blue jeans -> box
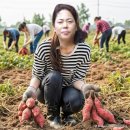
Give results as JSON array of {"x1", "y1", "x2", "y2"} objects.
[
  {"x1": 36, "y1": 71, "x2": 84, "y2": 120},
  {"x1": 100, "y1": 29, "x2": 112, "y2": 52},
  {"x1": 30, "y1": 30, "x2": 43, "y2": 53}
]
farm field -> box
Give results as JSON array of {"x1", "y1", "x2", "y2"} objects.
[{"x1": 0, "y1": 32, "x2": 130, "y2": 130}]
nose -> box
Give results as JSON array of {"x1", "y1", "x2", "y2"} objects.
[{"x1": 63, "y1": 21, "x2": 68, "y2": 28}]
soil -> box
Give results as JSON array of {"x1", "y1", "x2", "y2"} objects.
[{"x1": 0, "y1": 56, "x2": 130, "y2": 130}]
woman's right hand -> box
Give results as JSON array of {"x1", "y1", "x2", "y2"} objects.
[
  {"x1": 81, "y1": 84, "x2": 101, "y2": 99},
  {"x1": 22, "y1": 86, "x2": 37, "y2": 102}
]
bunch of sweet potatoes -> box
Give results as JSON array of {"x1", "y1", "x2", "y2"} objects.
[
  {"x1": 18, "y1": 47, "x2": 28, "y2": 56},
  {"x1": 18, "y1": 98, "x2": 45, "y2": 128},
  {"x1": 82, "y1": 91, "x2": 116, "y2": 127}
]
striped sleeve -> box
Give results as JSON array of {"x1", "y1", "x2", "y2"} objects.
[
  {"x1": 72, "y1": 45, "x2": 91, "y2": 83},
  {"x1": 32, "y1": 42, "x2": 49, "y2": 81}
]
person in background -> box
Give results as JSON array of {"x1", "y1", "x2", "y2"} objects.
[
  {"x1": 93, "y1": 16, "x2": 112, "y2": 52},
  {"x1": 82, "y1": 22, "x2": 90, "y2": 40},
  {"x1": 42, "y1": 24, "x2": 51, "y2": 38},
  {"x1": 111, "y1": 26, "x2": 126, "y2": 44},
  {"x1": 21, "y1": 4, "x2": 100, "y2": 129},
  {"x1": 3, "y1": 28, "x2": 20, "y2": 52},
  {"x1": 18, "y1": 22, "x2": 43, "y2": 54}
]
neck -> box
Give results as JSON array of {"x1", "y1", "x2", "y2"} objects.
[
  {"x1": 59, "y1": 39, "x2": 76, "y2": 55},
  {"x1": 59, "y1": 39, "x2": 74, "y2": 48}
]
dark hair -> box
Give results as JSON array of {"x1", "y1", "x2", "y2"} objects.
[
  {"x1": 3, "y1": 29, "x2": 8, "y2": 35},
  {"x1": 94, "y1": 16, "x2": 101, "y2": 21},
  {"x1": 18, "y1": 22, "x2": 26, "y2": 31},
  {"x1": 50, "y1": 4, "x2": 84, "y2": 72}
]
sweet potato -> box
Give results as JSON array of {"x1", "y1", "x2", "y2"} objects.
[
  {"x1": 35, "y1": 113, "x2": 45, "y2": 128},
  {"x1": 82, "y1": 92, "x2": 93, "y2": 122},
  {"x1": 91, "y1": 107, "x2": 104, "y2": 127},
  {"x1": 18, "y1": 111, "x2": 22, "y2": 116},
  {"x1": 18, "y1": 47, "x2": 28, "y2": 56},
  {"x1": 26, "y1": 98, "x2": 35, "y2": 108},
  {"x1": 19, "y1": 116, "x2": 22, "y2": 123},
  {"x1": 112, "y1": 127, "x2": 124, "y2": 130},
  {"x1": 18, "y1": 101, "x2": 27, "y2": 111},
  {"x1": 94, "y1": 96, "x2": 117, "y2": 124},
  {"x1": 22, "y1": 108, "x2": 31, "y2": 121},
  {"x1": 32, "y1": 106, "x2": 41, "y2": 117},
  {"x1": 123, "y1": 119, "x2": 130, "y2": 125}
]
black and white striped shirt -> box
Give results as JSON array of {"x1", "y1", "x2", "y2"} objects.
[{"x1": 32, "y1": 41, "x2": 91, "y2": 87}]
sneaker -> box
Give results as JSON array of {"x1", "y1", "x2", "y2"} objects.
[
  {"x1": 62, "y1": 115, "x2": 77, "y2": 126},
  {"x1": 48, "y1": 116, "x2": 63, "y2": 129}
]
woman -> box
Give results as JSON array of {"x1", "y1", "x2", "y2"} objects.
[
  {"x1": 3, "y1": 28, "x2": 20, "y2": 52},
  {"x1": 22, "y1": 4, "x2": 100, "y2": 129},
  {"x1": 94, "y1": 16, "x2": 112, "y2": 52},
  {"x1": 82, "y1": 22, "x2": 91, "y2": 40},
  {"x1": 18, "y1": 22, "x2": 43, "y2": 54}
]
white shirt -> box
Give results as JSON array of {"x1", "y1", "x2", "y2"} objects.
[
  {"x1": 24, "y1": 24, "x2": 42, "y2": 42},
  {"x1": 42, "y1": 25, "x2": 50, "y2": 33},
  {"x1": 112, "y1": 26, "x2": 125, "y2": 38}
]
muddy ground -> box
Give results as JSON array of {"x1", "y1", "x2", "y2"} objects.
[{"x1": 0, "y1": 54, "x2": 130, "y2": 130}]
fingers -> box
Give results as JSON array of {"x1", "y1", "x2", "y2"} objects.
[
  {"x1": 84, "y1": 91, "x2": 100, "y2": 100},
  {"x1": 22, "y1": 90, "x2": 37, "y2": 102},
  {"x1": 83, "y1": 84, "x2": 101, "y2": 99},
  {"x1": 22, "y1": 91, "x2": 32, "y2": 102},
  {"x1": 84, "y1": 84, "x2": 101, "y2": 92},
  {"x1": 93, "y1": 85, "x2": 101, "y2": 92},
  {"x1": 22, "y1": 93, "x2": 28, "y2": 102},
  {"x1": 84, "y1": 90, "x2": 90, "y2": 99}
]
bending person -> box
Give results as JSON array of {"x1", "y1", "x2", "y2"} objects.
[
  {"x1": 3, "y1": 28, "x2": 20, "y2": 52},
  {"x1": 94, "y1": 16, "x2": 112, "y2": 52},
  {"x1": 111, "y1": 26, "x2": 126, "y2": 44},
  {"x1": 19, "y1": 22, "x2": 43, "y2": 54}
]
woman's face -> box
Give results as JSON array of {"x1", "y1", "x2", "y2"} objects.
[
  {"x1": 54, "y1": 9, "x2": 77, "y2": 41},
  {"x1": 94, "y1": 19, "x2": 98, "y2": 24},
  {"x1": 21, "y1": 27, "x2": 27, "y2": 32}
]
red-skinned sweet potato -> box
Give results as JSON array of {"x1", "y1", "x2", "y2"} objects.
[
  {"x1": 18, "y1": 111, "x2": 22, "y2": 116},
  {"x1": 123, "y1": 119, "x2": 130, "y2": 125},
  {"x1": 26, "y1": 98, "x2": 35, "y2": 108},
  {"x1": 32, "y1": 106, "x2": 41, "y2": 117},
  {"x1": 94, "y1": 96, "x2": 117, "y2": 124},
  {"x1": 22, "y1": 108, "x2": 31, "y2": 121},
  {"x1": 91, "y1": 106, "x2": 104, "y2": 127},
  {"x1": 82, "y1": 92, "x2": 93, "y2": 122},
  {"x1": 18, "y1": 101, "x2": 27, "y2": 111},
  {"x1": 18, "y1": 47, "x2": 28, "y2": 56},
  {"x1": 112, "y1": 127, "x2": 124, "y2": 130},
  {"x1": 35, "y1": 113, "x2": 45, "y2": 128},
  {"x1": 19, "y1": 116, "x2": 22, "y2": 123}
]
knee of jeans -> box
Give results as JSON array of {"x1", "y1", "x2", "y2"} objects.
[
  {"x1": 62, "y1": 90, "x2": 84, "y2": 113},
  {"x1": 41, "y1": 71, "x2": 62, "y2": 89},
  {"x1": 49, "y1": 71, "x2": 62, "y2": 80}
]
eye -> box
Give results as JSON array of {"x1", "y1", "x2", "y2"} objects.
[
  {"x1": 68, "y1": 20, "x2": 73, "y2": 23},
  {"x1": 57, "y1": 21, "x2": 63, "y2": 24}
]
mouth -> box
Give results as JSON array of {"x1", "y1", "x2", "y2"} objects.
[{"x1": 61, "y1": 31, "x2": 70, "y2": 35}]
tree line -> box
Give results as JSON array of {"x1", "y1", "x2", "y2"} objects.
[{"x1": 0, "y1": 3, "x2": 130, "y2": 29}]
